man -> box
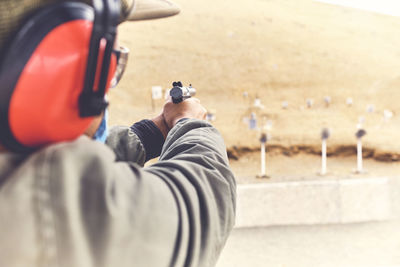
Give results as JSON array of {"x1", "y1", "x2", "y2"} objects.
[{"x1": 0, "y1": 0, "x2": 236, "y2": 267}]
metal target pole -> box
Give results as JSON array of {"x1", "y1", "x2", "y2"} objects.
[
  {"x1": 320, "y1": 128, "x2": 330, "y2": 175},
  {"x1": 258, "y1": 133, "x2": 269, "y2": 178},
  {"x1": 357, "y1": 138, "x2": 362, "y2": 172},
  {"x1": 321, "y1": 139, "x2": 327, "y2": 175},
  {"x1": 355, "y1": 128, "x2": 367, "y2": 174},
  {"x1": 261, "y1": 139, "x2": 266, "y2": 176}
]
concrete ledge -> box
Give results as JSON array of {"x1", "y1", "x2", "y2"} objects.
[{"x1": 235, "y1": 177, "x2": 393, "y2": 228}]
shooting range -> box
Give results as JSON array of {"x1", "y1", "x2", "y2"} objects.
[{"x1": 110, "y1": 0, "x2": 400, "y2": 265}]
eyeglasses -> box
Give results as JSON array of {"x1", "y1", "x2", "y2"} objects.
[{"x1": 111, "y1": 46, "x2": 129, "y2": 88}]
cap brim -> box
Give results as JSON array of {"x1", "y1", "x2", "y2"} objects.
[{"x1": 126, "y1": 0, "x2": 180, "y2": 21}]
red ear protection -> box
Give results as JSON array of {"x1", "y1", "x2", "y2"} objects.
[{"x1": 0, "y1": 1, "x2": 119, "y2": 152}]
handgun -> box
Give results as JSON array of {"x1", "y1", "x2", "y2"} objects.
[{"x1": 169, "y1": 81, "x2": 196, "y2": 104}]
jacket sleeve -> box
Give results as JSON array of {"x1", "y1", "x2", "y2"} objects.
[
  {"x1": 106, "y1": 119, "x2": 236, "y2": 266},
  {"x1": 105, "y1": 126, "x2": 147, "y2": 166},
  {"x1": 106, "y1": 120, "x2": 165, "y2": 166},
  {"x1": 144, "y1": 119, "x2": 237, "y2": 266},
  {"x1": 50, "y1": 119, "x2": 236, "y2": 267}
]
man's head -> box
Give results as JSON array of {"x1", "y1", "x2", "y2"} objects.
[{"x1": 0, "y1": 0, "x2": 179, "y2": 153}]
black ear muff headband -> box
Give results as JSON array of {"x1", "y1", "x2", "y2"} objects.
[
  {"x1": 80, "y1": 0, "x2": 120, "y2": 117},
  {"x1": 0, "y1": 0, "x2": 121, "y2": 152}
]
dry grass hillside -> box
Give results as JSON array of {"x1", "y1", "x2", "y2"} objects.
[{"x1": 109, "y1": 0, "x2": 400, "y2": 156}]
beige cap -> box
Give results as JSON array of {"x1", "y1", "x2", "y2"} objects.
[{"x1": 127, "y1": 0, "x2": 180, "y2": 21}]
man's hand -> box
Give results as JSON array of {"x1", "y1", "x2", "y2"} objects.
[
  {"x1": 163, "y1": 98, "x2": 207, "y2": 129},
  {"x1": 151, "y1": 98, "x2": 207, "y2": 138}
]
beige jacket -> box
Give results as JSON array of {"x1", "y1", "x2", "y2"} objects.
[{"x1": 0, "y1": 119, "x2": 236, "y2": 267}]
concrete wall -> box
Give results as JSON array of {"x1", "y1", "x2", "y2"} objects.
[{"x1": 235, "y1": 177, "x2": 399, "y2": 228}]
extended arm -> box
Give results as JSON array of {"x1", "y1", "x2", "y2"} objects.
[{"x1": 72, "y1": 99, "x2": 236, "y2": 267}]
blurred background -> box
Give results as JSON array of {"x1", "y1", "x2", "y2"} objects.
[{"x1": 111, "y1": 0, "x2": 400, "y2": 266}]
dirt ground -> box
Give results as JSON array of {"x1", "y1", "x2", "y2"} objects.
[{"x1": 110, "y1": 0, "x2": 400, "y2": 178}]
